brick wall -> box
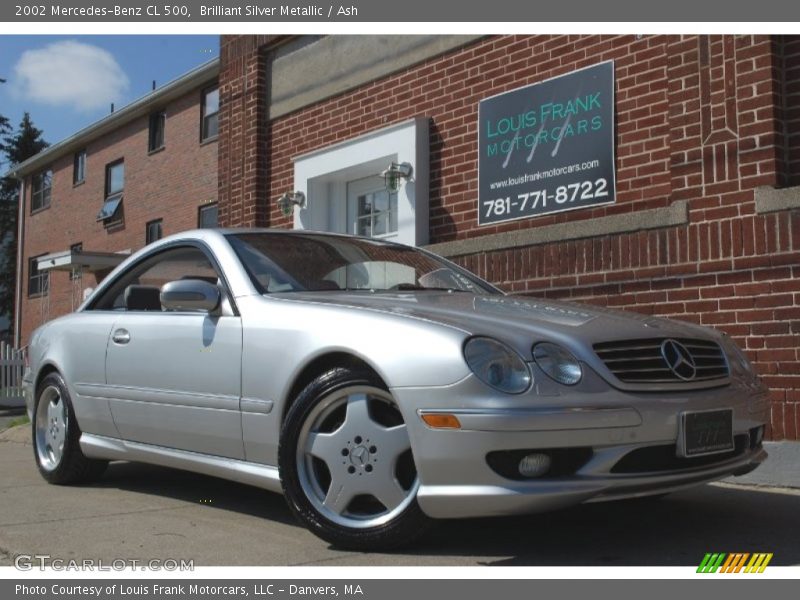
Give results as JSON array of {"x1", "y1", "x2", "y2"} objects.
[
  {"x1": 19, "y1": 87, "x2": 218, "y2": 344},
  {"x1": 217, "y1": 35, "x2": 278, "y2": 229},
  {"x1": 785, "y1": 35, "x2": 800, "y2": 186},
  {"x1": 219, "y1": 34, "x2": 799, "y2": 440}
]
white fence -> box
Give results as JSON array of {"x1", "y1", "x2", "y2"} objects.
[{"x1": 0, "y1": 342, "x2": 26, "y2": 409}]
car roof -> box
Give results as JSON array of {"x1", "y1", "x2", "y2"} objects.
[{"x1": 157, "y1": 227, "x2": 407, "y2": 247}]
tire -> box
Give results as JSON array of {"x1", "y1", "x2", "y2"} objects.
[
  {"x1": 279, "y1": 367, "x2": 431, "y2": 550},
  {"x1": 33, "y1": 372, "x2": 107, "y2": 485}
]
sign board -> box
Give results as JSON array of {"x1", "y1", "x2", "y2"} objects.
[{"x1": 477, "y1": 61, "x2": 616, "y2": 225}]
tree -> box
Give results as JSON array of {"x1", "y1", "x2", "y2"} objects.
[
  {"x1": 0, "y1": 112, "x2": 48, "y2": 335},
  {"x1": 0, "y1": 111, "x2": 11, "y2": 340}
]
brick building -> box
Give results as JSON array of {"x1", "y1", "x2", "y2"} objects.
[
  {"x1": 8, "y1": 59, "x2": 220, "y2": 346},
  {"x1": 8, "y1": 34, "x2": 800, "y2": 441},
  {"x1": 217, "y1": 34, "x2": 800, "y2": 440}
]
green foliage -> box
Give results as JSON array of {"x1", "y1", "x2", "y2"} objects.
[
  {"x1": 5, "y1": 414, "x2": 30, "y2": 429},
  {"x1": 0, "y1": 112, "x2": 49, "y2": 330}
]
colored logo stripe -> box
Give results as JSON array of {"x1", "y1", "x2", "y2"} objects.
[
  {"x1": 745, "y1": 553, "x2": 773, "y2": 573},
  {"x1": 697, "y1": 553, "x2": 773, "y2": 573}
]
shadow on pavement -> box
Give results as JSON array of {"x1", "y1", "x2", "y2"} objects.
[
  {"x1": 96, "y1": 461, "x2": 800, "y2": 566},
  {"x1": 97, "y1": 461, "x2": 298, "y2": 527}
]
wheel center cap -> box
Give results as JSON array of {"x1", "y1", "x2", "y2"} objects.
[{"x1": 349, "y1": 445, "x2": 370, "y2": 467}]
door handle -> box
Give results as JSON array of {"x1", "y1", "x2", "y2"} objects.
[{"x1": 112, "y1": 329, "x2": 131, "y2": 345}]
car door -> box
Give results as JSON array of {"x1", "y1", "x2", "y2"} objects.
[{"x1": 101, "y1": 245, "x2": 244, "y2": 459}]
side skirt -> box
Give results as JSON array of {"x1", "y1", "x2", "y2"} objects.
[{"x1": 80, "y1": 433, "x2": 283, "y2": 494}]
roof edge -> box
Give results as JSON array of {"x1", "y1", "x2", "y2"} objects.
[{"x1": 5, "y1": 57, "x2": 220, "y2": 180}]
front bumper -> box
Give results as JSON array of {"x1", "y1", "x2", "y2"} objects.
[
  {"x1": 22, "y1": 368, "x2": 34, "y2": 420},
  {"x1": 391, "y1": 367, "x2": 769, "y2": 519}
]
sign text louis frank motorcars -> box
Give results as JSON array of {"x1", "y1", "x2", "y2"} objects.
[{"x1": 478, "y1": 61, "x2": 616, "y2": 225}]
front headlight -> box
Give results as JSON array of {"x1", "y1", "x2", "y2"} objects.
[
  {"x1": 532, "y1": 342, "x2": 583, "y2": 385},
  {"x1": 722, "y1": 335, "x2": 756, "y2": 377},
  {"x1": 463, "y1": 337, "x2": 531, "y2": 394}
]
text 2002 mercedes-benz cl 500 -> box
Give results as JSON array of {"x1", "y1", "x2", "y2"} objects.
[{"x1": 25, "y1": 229, "x2": 768, "y2": 549}]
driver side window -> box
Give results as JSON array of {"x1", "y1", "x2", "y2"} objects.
[{"x1": 90, "y1": 246, "x2": 221, "y2": 312}]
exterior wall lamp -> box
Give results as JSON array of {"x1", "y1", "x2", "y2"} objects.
[
  {"x1": 380, "y1": 162, "x2": 413, "y2": 193},
  {"x1": 277, "y1": 191, "x2": 306, "y2": 217}
]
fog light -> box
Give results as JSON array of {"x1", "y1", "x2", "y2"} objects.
[
  {"x1": 518, "y1": 453, "x2": 552, "y2": 478},
  {"x1": 751, "y1": 426, "x2": 765, "y2": 447}
]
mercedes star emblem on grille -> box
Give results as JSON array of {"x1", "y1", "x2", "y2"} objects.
[{"x1": 660, "y1": 339, "x2": 697, "y2": 380}]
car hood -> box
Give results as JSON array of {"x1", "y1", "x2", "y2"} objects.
[{"x1": 271, "y1": 291, "x2": 719, "y2": 358}]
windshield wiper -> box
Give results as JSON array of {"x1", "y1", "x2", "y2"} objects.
[{"x1": 382, "y1": 284, "x2": 470, "y2": 293}]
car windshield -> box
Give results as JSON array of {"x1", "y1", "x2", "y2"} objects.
[{"x1": 227, "y1": 232, "x2": 500, "y2": 295}]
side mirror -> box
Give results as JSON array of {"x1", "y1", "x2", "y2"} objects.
[{"x1": 160, "y1": 279, "x2": 221, "y2": 313}]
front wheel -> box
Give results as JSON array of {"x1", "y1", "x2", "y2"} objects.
[{"x1": 279, "y1": 367, "x2": 430, "y2": 550}]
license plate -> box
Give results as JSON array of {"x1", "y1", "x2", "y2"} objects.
[{"x1": 678, "y1": 409, "x2": 734, "y2": 457}]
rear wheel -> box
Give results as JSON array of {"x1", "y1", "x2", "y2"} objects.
[
  {"x1": 33, "y1": 372, "x2": 107, "y2": 484},
  {"x1": 279, "y1": 367, "x2": 430, "y2": 550}
]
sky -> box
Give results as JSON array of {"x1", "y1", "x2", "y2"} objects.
[{"x1": 0, "y1": 35, "x2": 219, "y2": 172}]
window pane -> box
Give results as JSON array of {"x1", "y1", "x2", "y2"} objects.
[
  {"x1": 28, "y1": 256, "x2": 49, "y2": 296},
  {"x1": 28, "y1": 258, "x2": 39, "y2": 295},
  {"x1": 146, "y1": 220, "x2": 163, "y2": 244},
  {"x1": 69, "y1": 243, "x2": 83, "y2": 280},
  {"x1": 106, "y1": 162, "x2": 124, "y2": 196},
  {"x1": 373, "y1": 191, "x2": 389, "y2": 213},
  {"x1": 97, "y1": 196, "x2": 123, "y2": 221},
  {"x1": 389, "y1": 202, "x2": 398, "y2": 232},
  {"x1": 204, "y1": 88, "x2": 219, "y2": 115},
  {"x1": 201, "y1": 87, "x2": 219, "y2": 141},
  {"x1": 73, "y1": 151, "x2": 86, "y2": 184},
  {"x1": 357, "y1": 194, "x2": 372, "y2": 218},
  {"x1": 32, "y1": 170, "x2": 52, "y2": 211},
  {"x1": 149, "y1": 113, "x2": 165, "y2": 151},
  {"x1": 372, "y1": 212, "x2": 388, "y2": 236},
  {"x1": 203, "y1": 114, "x2": 218, "y2": 140},
  {"x1": 356, "y1": 215, "x2": 371, "y2": 237},
  {"x1": 199, "y1": 204, "x2": 218, "y2": 228}
]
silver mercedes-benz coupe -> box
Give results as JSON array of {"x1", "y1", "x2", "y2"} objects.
[{"x1": 25, "y1": 228, "x2": 768, "y2": 549}]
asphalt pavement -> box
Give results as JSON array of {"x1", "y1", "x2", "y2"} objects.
[{"x1": 1, "y1": 424, "x2": 798, "y2": 567}]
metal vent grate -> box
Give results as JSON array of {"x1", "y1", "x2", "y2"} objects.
[{"x1": 593, "y1": 338, "x2": 729, "y2": 384}]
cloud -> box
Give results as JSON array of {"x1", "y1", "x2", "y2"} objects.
[{"x1": 13, "y1": 40, "x2": 129, "y2": 112}]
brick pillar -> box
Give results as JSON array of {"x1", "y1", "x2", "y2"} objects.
[
  {"x1": 218, "y1": 35, "x2": 278, "y2": 228},
  {"x1": 783, "y1": 35, "x2": 800, "y2": 186}
]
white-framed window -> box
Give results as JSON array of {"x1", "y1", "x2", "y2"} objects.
[
  {"x1": 348, "y1": 176, "x2": 398, "y2": 238},
  {"x1": 292, "y1": 117, "x2": 429, "y2": 246}
]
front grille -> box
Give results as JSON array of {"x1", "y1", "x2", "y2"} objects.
[
  {"x1": 593, "y1": 337, "x2": 729, "y2": 384},
  {"x1": 610, "y1": 435, "x2": 748, "y2": 474}
]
